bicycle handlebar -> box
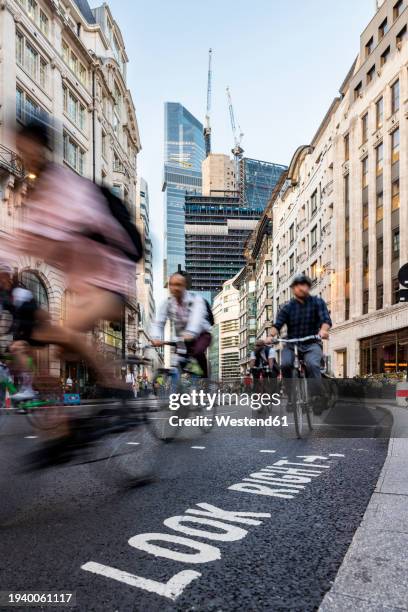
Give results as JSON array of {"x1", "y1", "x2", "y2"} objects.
[{"x1": 278, "y1": 335, "x2": 320, "y2": 343}]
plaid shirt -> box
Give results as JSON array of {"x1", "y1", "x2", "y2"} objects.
[{"x1": 273, "y1": 295, "x2": 332, "y2": 340}]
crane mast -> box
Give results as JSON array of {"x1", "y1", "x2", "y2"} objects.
[
  {"x1": 226, "y1": 86, "x2": 244, "y2": 193},
  {"x1": 204, "y1": 48, "x2": 212, "y2": 157}
]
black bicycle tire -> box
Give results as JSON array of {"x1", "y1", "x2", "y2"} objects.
[
  {"x1": 293, "y1": 372, "x2": 303, "y2": 439},
  {"x1": 303, "y1": 377, "x2": 314, "y2": 432}
]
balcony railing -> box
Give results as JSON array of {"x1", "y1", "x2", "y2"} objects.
[{"x1": 0, "y1": 144, "x2": 25, "y2": 179}]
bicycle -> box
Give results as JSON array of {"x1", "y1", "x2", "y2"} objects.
[
  {"x1": 278, "y1": 335, "x2": 321, "y2": 439},
  {"x1": 151, "y1": 340, "x2": 217, "y2": 441}
]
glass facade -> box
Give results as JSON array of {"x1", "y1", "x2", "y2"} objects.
[
  {"x1": 163, "y1": 103, "x2": 205, "y2": 278},
  {"x1": 240, "y1": 158, "x2": 287, "y2": 212}
]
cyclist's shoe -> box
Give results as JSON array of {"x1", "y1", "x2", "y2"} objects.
[{"x1": 11, "y1": 387, "x2": 36, "y2": 402}]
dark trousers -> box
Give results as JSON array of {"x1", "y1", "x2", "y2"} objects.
[
  {"x1": 281, "y1": 343, "x2": 323, "y2": 399},
  {"x1": 185, "y1": 332, "x2": 212, "y2": 378}
]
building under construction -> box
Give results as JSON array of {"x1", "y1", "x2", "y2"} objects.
[{"x1": 185, "y1": 158, "x2": 286, "y2": 301}]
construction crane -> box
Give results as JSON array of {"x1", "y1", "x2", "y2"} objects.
[
  {"x1": 204, "y1": 48, "x2": 212, "y2": 157},
  {"x1": 226, "y1": 86, "x2": 244, "y2": 161},
  {"x1": 226, "y1": 86, "x2": 244, "y2": 194}
]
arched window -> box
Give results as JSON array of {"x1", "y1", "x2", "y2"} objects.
[{"x1": 20, "y1": 271, "x2": 49, "y2": 310}]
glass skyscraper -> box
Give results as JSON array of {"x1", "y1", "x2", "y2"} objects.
[
  {"x1": 240, "y1": 158, "x2": 287, "y2": 213},
  {"x1": 163, "y1": 102, "x2": 205, "y2": 279}
]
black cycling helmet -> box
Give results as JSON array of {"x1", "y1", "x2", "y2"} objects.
[{"x1": 290, "y1": 273, "x2": 312, "y2": 288}]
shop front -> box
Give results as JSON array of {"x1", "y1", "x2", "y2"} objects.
[{"x1": 360, "y1": 327, "x2": 408, "y2": 375}]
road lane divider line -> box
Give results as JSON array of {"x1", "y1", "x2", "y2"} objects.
[
  {"x1": 191, "y1": 446, "x2": 205, "y2": 450},
  {"x1": 259, "y1": 450, "x2": 276, "y2": 453}
]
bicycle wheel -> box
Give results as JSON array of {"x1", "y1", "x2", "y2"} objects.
[
  {"x1": 149, "y1": 370, "x2": 181, "y2": 441},
  {"x1": 84, "y1": 401, "x2": 159, "y2": 487},
  {"x1": 303, "y1": 377, "x2": 313, "y2": 432},
  {"x1": 24, "y1": 401, "x2": 63, "y2": 431},
  {"x1": 197, "y1": 379, "x2": 217, "y2": 433},
  {"x1": 293, "y1": 373, "x2": 304, "y2": 439}
]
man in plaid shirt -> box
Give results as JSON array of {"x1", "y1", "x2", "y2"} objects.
[{"x1": 269, "y1": 274, "x2": 332, "y2": 407}]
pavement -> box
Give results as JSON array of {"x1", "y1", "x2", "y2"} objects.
[
  {"x1": 0, "y1": 397, "x2": 394, "y2": 611},
  {"x1": 319, "y1": 401, "x2": 408, "y2": 612}
]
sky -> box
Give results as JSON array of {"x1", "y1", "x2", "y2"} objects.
[{"x1": 90, "y1": 0, "x2": 374, "y2": 305}]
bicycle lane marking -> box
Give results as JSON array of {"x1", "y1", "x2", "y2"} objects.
[{"x1": 81, "y1": 453, "x2": 344, "y2": 602}]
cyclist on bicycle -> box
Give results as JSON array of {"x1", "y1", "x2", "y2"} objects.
[
  {"x1": 269, "y1": 274, "x2": 331, "y2": 410},
  {"x1": 249, "y1": 339, "x2": 277, "y2": 390},
  {"x1": 151, "y1": 272, "x2": 212, "y2": 378}
]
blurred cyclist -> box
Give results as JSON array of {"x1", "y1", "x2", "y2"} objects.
[
  {"x1": 12, "y1": 119, "x2": 139, "y2": 391},
  {"x1": 249, "y1": 339, "x2": 277, "y2": 391},
  {"x1": 151, "y1": 272, "x2": 212, "y2": 377}
]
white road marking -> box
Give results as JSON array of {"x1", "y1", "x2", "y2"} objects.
[
  {"x1": 329, "y1": 453, "x2": 345, "y2": 457},
  {"x1": 191, "y1": 446, "x2": 205, "y2": 450},
  {"x1": 126, "y1": 442, "x2": 140, "y2": 445},
  {"x1": 259, "y1": 450, "x2": 276, "y2": 453},
  {"x1": 24, "y1": 436, "x2": 38, "y2": 439}
]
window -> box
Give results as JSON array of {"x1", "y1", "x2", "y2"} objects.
[
  {"x1": 392, "y1": 228, "x2": 400, "y2": 260},
  {"x1": 16, "y1": 31, "x2": 24, "y2": 65},
  {"x1": 362, "y1": 113, "x2": 368, "y2": 143},
  {"x1": 379, "y1": 17, "x2": 388, "y2": 39},
  {"x1": 26, "y1": 42, "x2": 38, "y2": 79},
  {"x1": 392, "y1": 179, "x2": 400, "y2": 210},
  {"x1": 362, "y1": 157, "x2": 368, "y2": 188},
  {"x1": 63, "y1": 86, "x2": 86, "y2": 131},
  {"x1": 377, "y1": 236, "x2": 384, "y2": 268},
  {"x1": 393, "y1": 0, "x2": 403, "y2": 21},
  {"x1": 365, "y1": 37, "x2": 374, "y2": 57},
  {"x1": 392, "y1": 278, "x2": 400, "y2": 305},
  {"x1": 61, "y1": 40, "x2": 88, "y2": 86},
  {"x1": 344, "y1": 133, "x2": 350, "y2": 160},
  {"x1": 39, "y1": 10, "x2": 49, "y2": 35},
  {"x1": 363, "y1": 245, "x2": 369, "y2": 274},
  {"x1": 311, "y1": 260, "x2": 318, "y2": 280},
  {"x1": 380, "y1": 46, "x2": 390, "y2": 66},
  {"x1": 363, "y1": 290, "x2": 369, "y2": 315},
  {"x1": 375, "y1": 143, "x2": 383, "y2": 176},
  {"x1": 376, "y1": 284, "x2": 383, "y2": 310},
  {"x1": 311, "y1": 190, "x2": 318, "y2": 215},
  {"x1": 366, "y1": 65, "x2": 375, "y2": 84},
  {"x1": 391, "y1": 128, "x2": 400, "y2": 163},
  {"x1": 396, "y1": 24, "x2": 407, "y2": 45},
  {"x1": 363, "y1": 202, "x2": 369, "y2": 230},
  {"x1": 289, "y1": 253, "x2": 294, "y2": 275},
  {"x1": 376, "y1": 97, "x2": 383, "y2": 129},
  {"x1": 27, "y1": 0, "x2": 37, "y2": 20},
  {"x1": 354, "y1": 82, "x2": 362, "y2": 101},
  {"x1": 63, "y1": 133, "x2": 85, "y2": 175},
  {"x1": 289, "y1": 223, "x2": 295, "y2": 244},
  {"x1": 16, "y1": 31, "x2": 48, "y2": 89},
  {"x1": 311, "y1": 226, "x2": 318, "y2": 251},
  {"x1": 376, "y1": 192, "x2": 384, "y2": 222},
  {"x1": 391, "y1": 79, "x2": 400, "y2": 113}
]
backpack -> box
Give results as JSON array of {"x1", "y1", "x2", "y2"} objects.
[{"x1": 88, "y1": 186, "x2": 143, "y2": 263}]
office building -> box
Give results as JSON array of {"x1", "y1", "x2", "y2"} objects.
[
  {"x1": 202, "y1": 153, "x2": 236, "y2": 195},
  {"x1": 163, "y1": 102, "x2": 205, "y2": 279},
  {"x1": 136, "y1": 178, "x2": 155, "y2": 327},
  {"x1": 0, "y1": 0, "x2": 141, "y2": 382},
  {"x1": 184, "y1": 193, "x2": 259, "y2": 302},
  {"x1": 211, "y1": 276, "x2": 240, "y2": 382},
  {"x1": 240, "y1": 157, "x2": 287, "y2": 213}
]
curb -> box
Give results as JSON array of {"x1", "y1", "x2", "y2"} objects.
[{"x1": 319, "y1": 402, "x2": 408, "y2": 611}]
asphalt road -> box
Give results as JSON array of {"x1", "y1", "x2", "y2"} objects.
[{"x1": 0, "y1": 401, "x2": 390, "y2": 612}]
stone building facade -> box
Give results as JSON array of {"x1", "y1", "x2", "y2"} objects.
[
  {"x1": 211, "y1": 275, "x2": 240, "y2": 382},
  {"x1": 236, "y1": 0, "x2": 408, "y2": 377},
  {"x1": 0, "y1": 0, "x2": 141, "y2": 386}
]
